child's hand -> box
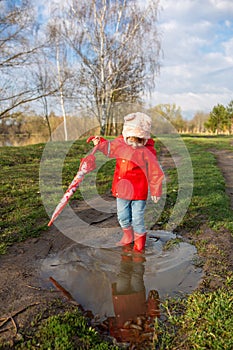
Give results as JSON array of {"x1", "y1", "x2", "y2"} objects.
[
  {"x1": 92, "y1": 136, "x2": 100, "y2": 146},
  {"x1": 87, "y1": 136, "x2": 100, "y2": 146},
  {"x1": 151, "y1": 196, "x2": 161, "y2": 203}
]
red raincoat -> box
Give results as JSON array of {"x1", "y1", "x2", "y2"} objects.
[{"x1": 97, "y1": 135, "x2": 164, "y2": 200}]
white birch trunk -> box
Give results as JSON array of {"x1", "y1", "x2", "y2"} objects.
[{"x1": 56, "y1": 43, "x2": 68, "y2": 141}]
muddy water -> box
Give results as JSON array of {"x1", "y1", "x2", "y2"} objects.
[{"x1": 41, "y1": 230, "x2": 202, "y2": 344}]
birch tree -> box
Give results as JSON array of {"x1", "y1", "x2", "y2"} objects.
[
  {"x1": 226, "y1": 100, "x2": 233, "y2": 134},
  {"x1": 53, "y1": 0, "x2": 161, "y2": 135},
  {"x1": 55, "y1": 41, "x2": 68, "y2": 141},
  {"x1": 47, "y1": 17, "x2": 77, "y2": 141},
  {"x1": 30, "y1": 54, "x2": 61, "y2": 141}
]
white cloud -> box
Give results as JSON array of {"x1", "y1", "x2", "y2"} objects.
[
  {"x1": 222, "y1": 37, "x2": 233, "y2": 57},
  {"x1": 148, "y1": 0, "x2": 233, "y2": 118}
]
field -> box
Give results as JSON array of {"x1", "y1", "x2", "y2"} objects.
[{"x1": 0, "y1": 135, "x2": 233, "y2": 349}]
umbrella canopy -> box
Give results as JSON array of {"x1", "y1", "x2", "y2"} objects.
[{"x1": 48, "y1": 145, "x2": 98, "y2": 227}]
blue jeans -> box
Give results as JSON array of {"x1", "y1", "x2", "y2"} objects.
[{"x1": 116, "y1": 198, "x2": 146, "y2": 234}]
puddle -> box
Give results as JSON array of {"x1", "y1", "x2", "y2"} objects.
[{"x1": 41, "y1": 230, "x2": 202, "y2": 345}]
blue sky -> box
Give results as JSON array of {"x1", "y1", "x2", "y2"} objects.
[{"x1": 148, "y1": 0, "x2": 233, "y2": 119}]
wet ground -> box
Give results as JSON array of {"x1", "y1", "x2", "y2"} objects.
[
  {"x1": 41, "y1": 230, "x2": 202, "y2": 316},
  {"x1": 37, "y1": 192, "x2": 202, "y2": 345}
]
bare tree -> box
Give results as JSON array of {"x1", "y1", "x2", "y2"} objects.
[
  {"x1": 0, "y1": 0, "x2": 36, "y2": 69},
  {"x1": 47, "y1": 16, "x2": 79, "y2": 141},
  {"x1": 151, "y1": 103, "x2": 186, "y2": 131},
  {"x1": 189, "y1": 111, "x2": 209, "y2": 134},
  {"x1": 51, "y1": 0, "x2": 161, "y2": 135},
  {"x1": 55, "y1": 41, "x2": 68, "y2": 141},
  {"x1": 0, "y1": 0, "x2": 44, "y2": 118},
  {"x1": 30, "y1": 54, "x2": 61, "y2": 141}
]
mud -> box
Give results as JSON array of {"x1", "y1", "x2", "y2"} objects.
[{"x1": 211, "y1": 149, "x2": 233, "y2": 209}]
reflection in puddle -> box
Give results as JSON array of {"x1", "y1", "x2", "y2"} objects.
[
  {"x1": 108, "y1": 248, "x2": 160, "y2": 344},
  {"x1": 41, "y1": 231, "x2": 202, "y2": 345}
]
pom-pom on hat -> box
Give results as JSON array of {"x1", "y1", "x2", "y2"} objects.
[{"x1": 122, "y1": 112, "x2": 152, "y2": 141}]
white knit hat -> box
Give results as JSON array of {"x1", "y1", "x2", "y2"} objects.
[{"x1": 122, "y1": 112, "x2": 152, "y2": 141}]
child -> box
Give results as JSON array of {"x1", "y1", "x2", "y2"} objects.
[{"x1": 89, "y1": 112, "x2": 164, "y2": 253}]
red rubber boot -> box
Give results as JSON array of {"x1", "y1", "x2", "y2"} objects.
[
  {"x1": 116, "y1": 227, "x2": 134, "y2": 246},
  {"x1": 133, "y1": 232, "x2": 146, "y2": 253}
]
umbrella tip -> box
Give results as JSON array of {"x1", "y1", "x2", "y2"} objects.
[{"x1": 48, "y1": 220, "x2": 53, "y2": 227}]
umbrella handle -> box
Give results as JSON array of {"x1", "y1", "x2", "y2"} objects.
[
  {"x1": 90, "y1": 144, "x2": 99, "y2": 155},
  {"x1": 86, "y1": 136, "x2": 99, "y2": 155}
]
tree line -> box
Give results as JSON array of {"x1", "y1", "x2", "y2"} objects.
[
  {"x1": 1, "y1": 99, "x2": 232, "y2": 147},
  {"x1": 149, "y1": 102, "x2": 233, "y2": 135}
]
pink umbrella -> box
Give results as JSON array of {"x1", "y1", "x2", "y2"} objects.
[{"x1": 48, "y1": 143, "x2": 98, "y2": 227}]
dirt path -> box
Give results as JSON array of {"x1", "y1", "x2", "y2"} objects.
[
  {"x1": 0, "y1": 148, "x2": 233, "y2": 347},
  {"x1": 212, "y1": 149, "x2": 233, "y2": 209}
]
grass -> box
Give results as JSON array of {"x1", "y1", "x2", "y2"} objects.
[
  {"x1": 0, "y1": 143, "x2": 47, "y2": 254},
  {"x1": 0, "y1": 140, "x2": 114, "y2": 254},
  {"x1": 1, "y1": 134, "x2": 233, "y2": 349},
  {"x1": 153, "y1": 134, "x2": 233, "y2": 350},
  {"x1": 183, "y1": 135, "x2": 233, "y2": 233},
  {"x1": 154, "y1": 282, "x2": 233, "y2": 350},
  {"x1": 163, "y1": 237, "x2": 183, "y2": 251},
  {"x1": 157, "y1": 135, "x2": 233, "y2": 233},
  {"x1": 15, "y1": 308, "x2": 119, "y2": 350}
]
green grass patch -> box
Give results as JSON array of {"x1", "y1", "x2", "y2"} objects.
[
  {"x1": 183, "y1": 136, "x2": 233, "y2": 233},
  {"x1": 0, "y1": 140, "x2": 95, "y2": 254},
  {"x1": 152, "y1": 135, "x2": 233, "y2": 350},
  {"x1": 163, "y1": 237, "x2": 183, "y2": 251},
  {"x1": 0, "y1": 139, "x2": 116, "y2": 254},
  {"x1": 154, "y1": 283, "x2": 233, "y2": 350},
  {"x1": 182, "y1": 134, "x2": 233, "y2": 150},
  {"x1": 15, "y1": 309, "x2": 119, "y2": 350},
  {"x1": 0, "y1": 144, "x2": 48, "y2": 254},
  {"x1": 157, "y1": 135, "x2": 233, "y2": 233}
]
